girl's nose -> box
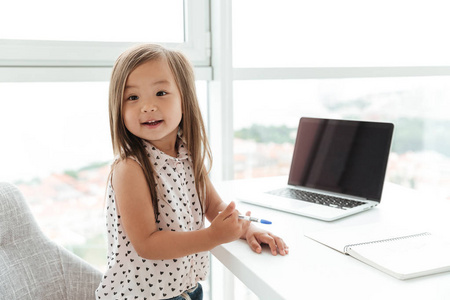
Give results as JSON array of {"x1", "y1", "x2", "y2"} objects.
[{"x1": 141, "y1": 102, "x2": 157, "y2": 113}]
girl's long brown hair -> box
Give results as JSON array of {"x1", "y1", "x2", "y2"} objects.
[{"x1": 109, "y1": 44, "x2": 212, "y2": 218}]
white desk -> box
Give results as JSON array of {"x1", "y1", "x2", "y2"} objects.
[{"x1": 211, "y1": 176, "x2": 450, "y2": 300}]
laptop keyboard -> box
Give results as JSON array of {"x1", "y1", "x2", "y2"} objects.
[{"x1": 266, "y1": 188, "x2": 366, "y2": 210}]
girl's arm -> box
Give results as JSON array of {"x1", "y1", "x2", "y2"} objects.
[
  {"x1": 205, "y1": 176, "x2": 289, "y2": 256},
  {"x1": 112, "y1": 159, "x2": 248, "y2": 260}
]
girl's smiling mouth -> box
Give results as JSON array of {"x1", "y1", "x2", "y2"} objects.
[{"x1": 142, "y1": 120, "x2": 163, "y2": 127}]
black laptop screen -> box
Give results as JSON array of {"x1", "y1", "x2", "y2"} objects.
[{"x1": 288, "y1": 118, "x2": 394, "y2": 201}]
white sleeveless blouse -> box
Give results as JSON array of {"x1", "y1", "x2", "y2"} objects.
[{"x1": 96, "y1": 140, "x2": 209, "y2": 300}]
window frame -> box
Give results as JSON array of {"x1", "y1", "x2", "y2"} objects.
[
  {"x1": 0, "y1": 0, "x2": 211, "y2": 82},
  {"x1": 209, "y1": 1, "x2": 450, "y2": 183}
]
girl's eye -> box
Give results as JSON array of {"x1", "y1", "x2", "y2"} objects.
[
  {"x1": 127, "y1": 95, "x2": 139, "y2": 101},
  {"x1": 156, "y1": 91, "x2": 167, "y2": 96}
]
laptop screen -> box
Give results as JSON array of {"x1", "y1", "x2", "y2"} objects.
[{"x1": 288, "y1": 118, "x2": 394, "y2": 201}]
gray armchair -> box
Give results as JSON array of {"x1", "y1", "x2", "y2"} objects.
[{"x1": 0, "y1": 182, "x2": 102, "y2": 300}]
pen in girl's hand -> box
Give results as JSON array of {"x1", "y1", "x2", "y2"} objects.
[
  {"x1": 238, "y1": 215, "x2": 272, "y2": 225},
  {"x1": 218, "y1": 210, "x2": 272, "y2": 224}
]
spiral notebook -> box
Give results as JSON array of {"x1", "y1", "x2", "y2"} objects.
[{"x1": 305, "y1": 224, "x2": 450, "y2": 280}]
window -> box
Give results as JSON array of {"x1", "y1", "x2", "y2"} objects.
[
  {"x1": 0, "y1": 0, "x2": 210, "y2": 273},
  {"x1": 0, "y1": 1, "x2": 184, "y2": 43},
  {"x1": 231, "y1": 0, "x2": 450, "y2": 202},
  {"x1": 233, "y1": 77, "x2": 450, "y2": 199},
  {"x1": 0, "y1": 81, "x2": 110, "y2": 269},
  {"x1": 0, "y1": 80, "x2": 208, "y2": 271},
  {"x1": 0, "y1": 0, "x2": 211, "y2": 71},
  {"x1": 226, "y1": 2, "x2": 450, "y2": 297},
  {"x1": 233, "y1": 0, "x2": 450, "y2": 67}
]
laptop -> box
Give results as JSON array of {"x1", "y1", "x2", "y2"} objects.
[{"x1": 238, "y1": 117, "x2": 394, "y2": 221}]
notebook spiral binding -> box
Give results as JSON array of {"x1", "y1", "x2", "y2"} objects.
[{"x1": 343, "y1": 232, "x2": 431, "y2": 253}]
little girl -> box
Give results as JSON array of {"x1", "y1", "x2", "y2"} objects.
[{"x1": 96, "y1": 44, "x2": 288, "y2": 300}]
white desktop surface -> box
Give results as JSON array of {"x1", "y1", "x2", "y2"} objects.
[{"x1": 211, "y1": 176, "x2": 450, "y2": 300}]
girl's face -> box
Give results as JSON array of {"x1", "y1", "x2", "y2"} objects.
[{"x1": 122, "y1": 58, "x2": 182, "y2": 155}]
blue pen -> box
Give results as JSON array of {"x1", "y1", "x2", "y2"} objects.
[{"x1": 239, "y1": 215, "x2": 272, "y2": 225}]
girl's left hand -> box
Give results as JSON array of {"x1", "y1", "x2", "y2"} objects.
[{"x1": 243, "y1": 213, "x2": 289, "y2": 256}]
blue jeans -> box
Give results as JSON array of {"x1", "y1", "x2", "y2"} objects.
[{"x1": 163, "y1": 283, "x2": 203, "y2": 300}]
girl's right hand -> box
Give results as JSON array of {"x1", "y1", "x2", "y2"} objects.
[{"x1": 208, "y1": 201, "x2": 249, "y2": 245}]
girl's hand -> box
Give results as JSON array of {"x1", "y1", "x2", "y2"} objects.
[
  {"x1": 208, "y1": 201, "x2": 250, "y2": 245},
  {"x1": 243, "y1": 213, "x2": 289, "y2": 256}
]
